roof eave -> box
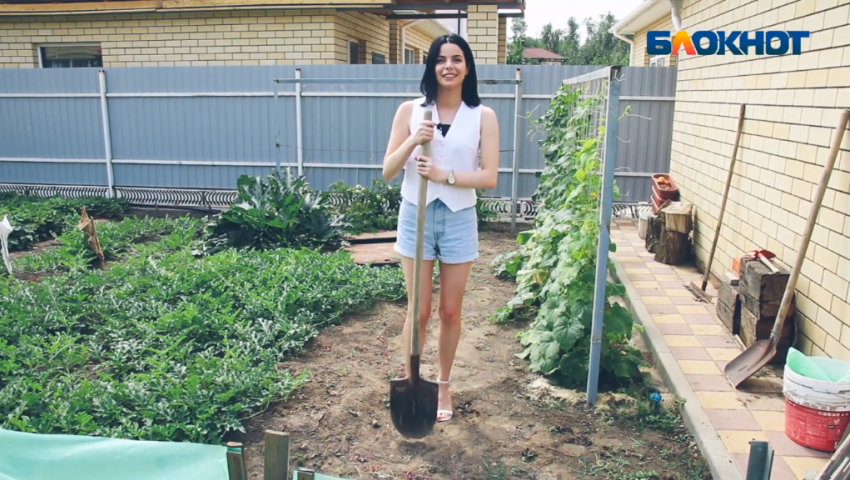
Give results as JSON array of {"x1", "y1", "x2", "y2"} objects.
[{"x1": 610, "y1": 0, "x2": 669, "y2": 36}]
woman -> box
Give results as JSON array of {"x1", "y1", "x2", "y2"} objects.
[{"x1": 382, "y1": 34, "x2": 499, "y2": 423}]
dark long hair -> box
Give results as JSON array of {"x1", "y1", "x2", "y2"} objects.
[{"x1": 419, "y1": 34, "x2": 481, "y2": 108}]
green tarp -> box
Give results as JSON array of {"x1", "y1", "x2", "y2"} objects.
[{"x1": 0, "y1": 429, "x2": 229, "y2": 480}]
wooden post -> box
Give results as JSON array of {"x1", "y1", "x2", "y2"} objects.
[
  {"x1": 263, "y1": 430, "x2": 290, "y2": 480},
  {"x1": 227, "y1": 442, "x2": 248, "y2": 480}
]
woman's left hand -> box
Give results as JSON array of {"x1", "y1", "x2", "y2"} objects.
[{"x1": 415, "y1": 156, "x2": 448, "y2": 183}]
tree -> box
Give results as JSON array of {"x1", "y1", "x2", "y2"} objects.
[
  {"x1": 539, "y1": 23, "x2": 563, "y2": 54},
  {"x1": 506, "y1": 12, "x2": 630, "y2": 67}
]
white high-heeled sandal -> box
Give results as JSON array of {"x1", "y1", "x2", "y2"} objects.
[{"x1": 435, "y1": 377, "x2": 452, "y2": 422}]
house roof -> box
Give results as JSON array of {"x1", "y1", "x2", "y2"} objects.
[
  {"x1": 522, "y1": 47, "x2": 563, "y2": 60},
  {"x1": 610, "y1": 0, "x2": 671, "y2": 36}
]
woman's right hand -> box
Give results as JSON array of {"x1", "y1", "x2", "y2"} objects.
[{"x1": 411, "y1": 120, "x2": 435, "y2": 145}]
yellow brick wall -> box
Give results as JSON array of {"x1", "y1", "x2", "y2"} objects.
[
  {"x1": 467, "y1": 4, "x2": 499, "y2": 64},
  {"x1": 670, "y1": 0, "x2": 850, "y2": 361},
  {"x1": 333, "y1": 11, "x2": 389, "y2": 64},
  {"x1": 632, "y1": 14, "x2": 678, "y2": 67},
  {"x1": 0, "y1": 8, "x2": 397, "y2": 67},
  {"x1": 498, "y1": 16, "x2": 507, "y2": 64},
  {"x1": 402, "y1": 23, "x2": 433, "y2": 64}
]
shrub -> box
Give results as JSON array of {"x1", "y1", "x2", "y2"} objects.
[
  {"x1": 201, "y1": 168, "x2": 347, "y2": 254},
  {"x1": 322, "y1": 179, "x2": 401, "y2": 234}
]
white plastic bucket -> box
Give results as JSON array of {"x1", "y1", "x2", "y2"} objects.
[
  {"x1": 783, "y1": 361, "x2": 850, "y2": 412},
  {"x1": 637, "y1": 208, "x2": 651, "y2": 239}
]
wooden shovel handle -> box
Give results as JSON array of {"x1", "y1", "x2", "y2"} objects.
[
  {"x1": 769, "y1": 109, "x2": 849, "y2": 344},
  {"x1": 410, "y1": 110, "x2": 432, "y2": 360}
]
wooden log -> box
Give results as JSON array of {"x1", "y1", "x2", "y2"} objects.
[
  {"x1": 740, "y1": 258, "x2": 790, "y2": 304},
  {"x1": 653, "y1": 202, "x2": 693, "y2": 265},
  {"x1": 645, "y1": 214, "x2": 662, "y2": 254},
  {"x1": 740, "y1": 289, "x2": 797, "y2": 320},
  {"x1": 263, "y1": 430, "x2": 290, "y2": 480},
  {"x1": 740, "y1": 305, "x2": 795, "y2": 364},
  {"x1": 661, "y1": 201, "x2": 694, "y2": 234},
  {"x1": 716, "y1": 281, "x2": 741, "y2": 335}
]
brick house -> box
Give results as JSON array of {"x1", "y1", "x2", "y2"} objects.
[
  {"x1": 610, "y1": 0, "x2": 679, "y2": 67},
  {"x1": 0, "y1": 0, "x2": 520, "y2": 67},
  {"x1": 613, "y1": 0, "x2": 850, "y2": 360}
]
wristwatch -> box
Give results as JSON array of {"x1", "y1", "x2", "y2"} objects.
[{"x1": 447, "y1": 170, "x2": 455, "y2": 185}]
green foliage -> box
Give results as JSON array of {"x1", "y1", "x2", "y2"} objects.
[
  {"x1": 322, "y1": 179, "x2": 401, "y2": 234},
  {"x1": 507, "y1": 15, "x2": 631, "y2": 66},
  {"x1": 201, "y1": 168, "x2": 347, "y2": 254},
  {"x1": 490, "y1": 83, "x2": 647, "y2": 389},
  {"x1": 321, "y1": 180, "x2": 497, "y2": 234},
  {"x1": 0, "y1": 194, "x2": 127, "y2": 252},
  {"x1": 0, "y1": 234, "x2": 406, "y2": 444},
  {"x1": 13, "y1": 216, "x2": 205, "y2": 274}
]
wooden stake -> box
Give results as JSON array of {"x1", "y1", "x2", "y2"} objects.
[
  {"x1": 263, "y1": 430, "x2": 290, "y2": 480},
  {"x1": 227, "y1": 442, "x2": 248, "y2": 480}
]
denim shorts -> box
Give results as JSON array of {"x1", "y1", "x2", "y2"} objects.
[{"x1": 393, "y1": 198, "x2": 479, "y2": 264}]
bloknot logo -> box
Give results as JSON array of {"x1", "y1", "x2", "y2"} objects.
[{"x1": 647, "y1": 30, "x2": 810, "y2": 56}]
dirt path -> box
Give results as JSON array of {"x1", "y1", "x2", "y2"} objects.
[{"x1": 236, "y1": 223, "x2": 710, "y2": 480}]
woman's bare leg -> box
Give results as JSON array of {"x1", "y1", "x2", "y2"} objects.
[{"x1": 436, "y1": 260, "x2": 473, "y2": 420}]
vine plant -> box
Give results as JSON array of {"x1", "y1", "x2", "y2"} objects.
[{"x1": 491, "y1": 82, "x2": 648, "y2": 389}]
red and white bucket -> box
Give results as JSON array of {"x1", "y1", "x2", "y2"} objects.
[{"x1": 783, "y1": 354, "x2": 850, "y2": 453}]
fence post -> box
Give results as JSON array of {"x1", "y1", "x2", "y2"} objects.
[
  {"x1": 510, "y1": 68, "x2": 523, "y2": 235},
  {"x1": 97, "y1": 69, "x2": 115, "y2": 198},
  {"x1": 294, "y1": 68, "x2": 303, "y2": 176},
  {"x1": 586, "y1": 65, "x2": 622, "y2": 406}
]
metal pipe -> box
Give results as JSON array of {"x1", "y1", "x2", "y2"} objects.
[
  {"x1": 610, "y1": 29, "x2": 635, "y2": 66},
  {"x1": 586, "y1": 66, "x2": 622, "y2": 406},
  {"x1": 400, "y1": 19, "x2": 424, "y2": 64},
  {"x1": 98, "y1": 69, "x2": 115, "y2": 198},
  {"x1": 510, "y1": 68, "x2": 522, "y2": 235},
  {"x1": 294, "y1": 68, "x2": 303, "y2": 176}
]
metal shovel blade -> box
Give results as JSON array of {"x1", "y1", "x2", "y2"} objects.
[
  {"x1": 389, "y1": 357, "x2": 438, "y2": 439},
  {"x1": 723, "y1": 339, "x2": 776, "y2": 388}
]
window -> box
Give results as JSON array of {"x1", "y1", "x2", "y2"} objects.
[
  {"x1": 404, "y1": 47, "x2": 414, "y2": 65},
  {"x1": 372, "y1": 52, "x2": 386, "y2": 64},
  {"x1": 348, "y1": 40, "x2": 360, "y2": 64},
  {"x1": 649, "y1": 55, "x2": 667, "y2": 67},
  {"x1": 39, "y1": 44, "x2": 103, "y2": 68},
  {"x1": 422, "y1": 54, "x2": 427, "y2": 64}
]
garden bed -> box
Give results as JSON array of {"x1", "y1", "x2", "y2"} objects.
[{"x1": 234, "y1": 225, "x2": 710, "y2": 480}]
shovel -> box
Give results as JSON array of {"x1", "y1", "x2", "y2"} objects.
[
  {"x1": 390, "y1": 110, "x2": 439, "y2": 439},
  {"x1": 724, "y1": 109, "x2": 849, "y2": 388}
]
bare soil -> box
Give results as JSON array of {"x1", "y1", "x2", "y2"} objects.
[{"x1": 233, "y1": 223, "x2": 711, "y2": 480}]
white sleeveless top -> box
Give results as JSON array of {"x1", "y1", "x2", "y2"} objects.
[{"x1": 400, "y1": 97, "x2": 481, "y2": 212}]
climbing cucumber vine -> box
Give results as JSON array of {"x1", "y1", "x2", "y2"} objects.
[{"x1": 491, "y1": 83, "x2": 648, "y2": 389}]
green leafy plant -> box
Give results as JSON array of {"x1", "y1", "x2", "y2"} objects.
[
  {"x1": 201, "y1": 168, "x2": 347, "y2": 254},
  {"x1": 0, "y1": 194, "x2": 127, "y2": 251},
  {"x1": 490, "y1": 83, "x2": 647, "y2": 389},
  {"x1": 0, "y1": 235, "x2": 406, "y2": 445},
  {"x1": 13, "y1": 216, "x2": 205, "y2": 274},
  {"x1": 322, "y1": 179, "x2": 401, "y2": 234}
]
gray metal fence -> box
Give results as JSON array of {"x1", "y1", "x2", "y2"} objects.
[{"x1": 0, "y1": 64, "x2": 676, "y2": 220}]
